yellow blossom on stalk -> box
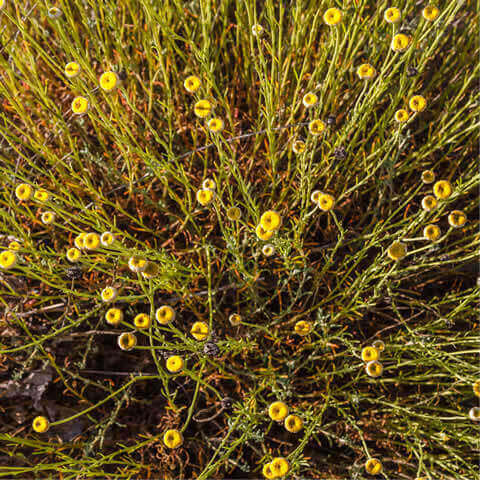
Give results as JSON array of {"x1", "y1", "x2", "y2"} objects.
[
  {"x1": 292, "y1": 139, "x2": 306, "y2": 154},
  {"x1": 207, "y1": 117, "x2": 224, "y2": 133},
  {"x1": 308, "y1": 119, "x2": 326, "y2": 135},
  {"x1": 391, "y1": 33, "x2": 410, "y2": 52},
  {"x1": 473, "y1": 380, "x2": 480, "y2": 397},
  {"x1": 361, "y1": 346, "x2": 379, "y2": 362},
  {"x1": 128, "y1": 255, "x2": 147, "y2": 273},
  {"x1": 65, "y1": 62, "x2": 81, "y2": 78},
  {"x1": 271, "y1": 457, "x2": 290, "y2": 477},
  {"x1": 0, "y1": 250, "x2": 17, "y2": 269},
  {"x1": 156, "y1": 305, "x2": 175, "y2": 324},
  {"x1": 302, "y1": 92, "x2": 318, "y2": 108},
  {"x1": 47, "y1": 7, "x2": 62, "y2": 18},
  {"x1": 229, "y1": 313, "x2": 242, "y2": 326},
  {"x1": 99, "y1": 71, "x2": 119, "y2": 92},
  {"x1": 294, "y1": 320, "x2": 312, "y2": 336},
  {"x1": 372, "y1": 340, "x2": 385, "y2": 352},
  {"x1": 41, "y1": 211, "x2": 55, "y2": 225},
  {"x1": 262, "y1": 244, "x2": 275, "y2": 257},
  {"x1": 423, "y1": 224, "x2": 441, "y2": 242},
  {"x1": 251, "y1": 24, "x2": 264, "y2": 36},
  {"x1": 366, "y1": 360, "x2": 384, "y2": 378},
  {"x1": 469, "y1": 407, "x2": 480, "y2": 421},
  {"x1": 101, "y1": 286, "x2": 118, "y2": 303},
  {"x1": 448, "y1": 210, "x2": 466, "y2": 228},
  {"x1": 365, "y1": 458, "x2": 383, "y2": 475},
  {"x1": 433, "y1": 180, "x2": 452, "y2": 200},
  {"x1": 421, "y1": 170, "x2": 435, "y2": 184},
  {"x1": 74, "y1": 233, "x2": 87, "y2": 249},
  {"x1": 100, "y1": 231, "x2": 115, "y2": 247},
  {"x1": 34, "y1": 189, "x2": 50, "y2": 202},
  {"x1": 268, "y1": 401, "x2": 289, "y2": 421},
  {"x1": 323, "y1": 7, "x2": 342, "y2": 26},
  {"x1": 32, "y1": 416, "x2": 50, "y2": 433},
  {"x1": 311, "y1": 190, "x2": 322, "y2": 204},
  {"x1": 394, "y1": 109, "x2": 409, "y2": 123},
  {"x1": 421, "y1": 195, "x2": 437, "y2": 212},
  {"x1": 134, "y1": 313, "x2": 151, "y2": 329},
  {"x1": 105, "y1": 308, "x2": 123, "y2": 326},
  {"x1": 194, "y1": 99, "x2": 212, "y2": 118},
  {"x1": 202, "y1": 178, "x2": 216, "y2": 191},
  {"x1": 184, "y1": 75, "x2": 201, "y2": 93},
  {"x1": 163, "y1": 429, "x2": 183, "y2": 448},
  {"x1": 387, "y1": 241, "x2": 406, "y2": 260},
  {"x1": 262, "y1": 463, "x2": 275, "y2": 479},
  {"x1": 84, "y1": 233, "x2": 100, "y2": 250},
  {"x1": 197, "y1": 188, "x2": 215, "y2": 206},
  {"x1": 422, "y1": 5, "x2": 440, "y2": 21},
  {"x1": 166, "y1": 355, "x2": 184, "y2": 373},
  {"x1": 71, "y1": 96, "x2": 89, "y2": 115},
  {"x1": 256, "y1": 224, "x2": 274, "y2": 241},
  {"x1": 142, "y1": 261, "x2": 159, "y2": 279},
  {"x1": 117, "y1": 332, "x2": 136, "y2": 351},
  {"x1": 384, "y1": 7, "x2": 401, "y2": 23},
  {"x1": 15, "y1": 183, "x2": 33, "y2": 201},
  {"x1": 8, "y1": 241, "x2": 20, "y2": 251},
  {"x1": 191, "y1": 321, "x2": 209, "y2": 341},
  {"x1": 284, "y1": 414, "x2": 303, "y2": 433},
  {"x1": 226, "y1": 206, "x2": 241, "y2": 221},
  {"x1": 66, "y1": 247, "x2": 81, "y2": 262},
  {"x1": 260, "y1": 210, "x2": 282, "y2": 232},
  {"x1": 409, "y1": 95, "x2": 427, "y2": 112},
  {"x1": 317, "y1": 193, "x2": 335, "y2": 211},
  {"x1": 357, "y1": 63, "x2": 376, "y2": 79}
]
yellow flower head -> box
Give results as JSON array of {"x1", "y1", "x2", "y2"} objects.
[
  {"x1": 34, "y1": 189, "x2": 50, "y2": 202},
  {"x1": 197, "y1": 188, "x2": 215, "y2": 206},
  {"x1": 409, "y1": 95, "x2": 427, "y2": 112},
  {"x1": 99, "y1": 71, "x2": 119, "y2": 92},
  {"x1": 422, "y1": 5, "x2": 440, "y2": 21},
  {"x1": 262, "y1": 463, "x2": 275, "y2": 479},
  {"x1": 166, "y1": 355, "x2": 184, "y2": 373},
  {"x1": 191, "y1": 321, "x2": 209, "y2": 341},
  {"x1": 292, "y1": 139, "x2": 306, "y2": 154},
  {"x1": 15, "y1": 183, "x2": 33, "y2": 201},
  {"x1": 260, "y1": 210, "x2": 282, "y2": 232},
  {"x1": 294, "y1": 320, "x2": 312, "y2": 336},
  {"x1": 391, "y1": 33, "x2": 410, "y2": 52},
  {"x1": 101, "y1": 286, "x2": 118, "y2": 303},
  {"x1": 202, "y1": 178, "x2": 216, "y2": 191},
  {"x1": 268, "y1": 401, "x2": 289, "y2": 421},
  {"x1": 262, "y1": 244, "x2": 275, "y2": 257},
  {"x1": 308, "y1": 119, "x2": 326, "y2": 135},
  {"x1": 357, "y1": 63, "x2": 376, "y2": 80},
  {"x1": 8, "y1": 241, "x2": 21, "y2": 251},
  {"x1": 256, "y1": 224, "x2": 274, "y2": 241},
  {"x1": 229, "y1": 313, "x2": 242, "y2": 326},
  {"x1": 65, "y1": 62, "x2": 81, "y2": 78},
  {"x1": 469, "y1": 407, "x2": 480, "y2": 421},
  {"x1": 317, "y1": 193, "x2": 335, "y2": 211},
  {"x1": 448, "y1": 210, "x2": 466, "y2": 228},
  {"x1": 163, "y1": 429, "x2": 183, "y2": 448},
  {"x1": 47, "y1": 7, "x2": 62, "y2": 18},
  {"x1": 0, "y1": 250, "x2": 17, "y2": 269},
  {"x1": 32, "y1": 416, "x2": 50, "y2": 433},
  {"x1": 71, "y1": 96, "x2": 89, "y2": 115},
  {"x1": 184, "y1": 75, "x2": 201, "y2": 93},
  {"x1": 156, "y1": 305, "x2": 175, "y2": 325},
  {"x1": 387, "y1": 241, "x2": 406, "y2": 260},
  {"x1": 41, "y1": 211, "x2": 55, "y2": 225},
  {"x1": 473, "y1": 380, "x2": 480, "y2": 398},
  {"x1": 421, "y1": 170, "x2": 435, "y2": 184},
  {"x1": 323, "y1": 8, "x2": 342, "y2": 26},
  {"x1": 128, "y1": 255, "x2": 147, "y2": 273},
  {"x1": 365, "y1": 458, "x2": 383, "y2": 475},
  {"x1": 366, "y1": 360, "x2": 384, "y2": 378},
  {"x1": 251, "y1": 24, "x2": 264, "y2": 36},
  {"x1": 84, "y1": 233, "x2": 100, "y2": 250},
  {"x1": 433, "y1": 180, "x2": 452, "y2": 200},
  {"x1": 142, "y1": 261, "x2": 159, "y2": 279},
  {"x1": 74, "y1": 233, "x2": 87, "y2": 249},
  {"x1": 423, "y1": 224, "x2": 441, "y2": 242},
  {"x1": 207, "y1": 117, "x2": 224, "y2": 133},
  {"x1": 310, "y1": 190, "x2": 322, "y2": 204},
  {"x1": 194, "y1": 99, "x2": 212, "y2": 118},
  {"x1": 134, "y1": 313, "x2": 151, "y2": 329},
  {"x1": 384, "y1": 7, "x2": 401, "y2": 23},
  {"x1": 105, "y1": 307, "x2": 123, "y2": 326},
  {"x1": 302, "y1": 92, "x2": 318, "y2": 108},
  {"x1": 117, "y1": 332, "x2": 137, "y2": 351},
  {"x1": 66, "y1": 247, "x2": 81, "y2": 263},
  {"x1": 226, "y1": 206, "x2": 241, "y2": 221},
  {"x1": 361, "y1": 346, "x2": 379, "y2": 362},
  {"x1": 100, "y1": 231, "x2": 115, "y2": 247},
  {"x1": 394, "y1": 109, "x2": 409, "y2": 123},
  {"x1": 271, "y1": 457, "x2": 290, "y2": 477},
  {"x1": 372, "y1": 339, "x2": 385, "y2": 352},
  {"x1": 284, "y1": 414, "x2": 303, "y2": 433},
  {"x1": 421, "y1": 195, "x2": 437, "y2": 211}
]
